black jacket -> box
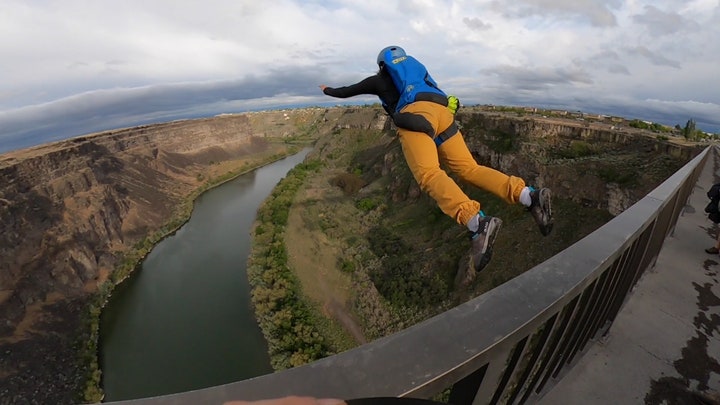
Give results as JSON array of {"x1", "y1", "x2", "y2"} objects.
[
  {"x1": 707, "y1": 183, "x2": 720, "y2": 223},
  {"x1": 322, "y1": 71, "x2": 400, "y2": 115}
]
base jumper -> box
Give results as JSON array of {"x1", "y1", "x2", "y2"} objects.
[{"x1": 320, "y1": 46, "x2": 553, "y2": 272}]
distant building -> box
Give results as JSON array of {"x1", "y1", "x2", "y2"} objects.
[{"x1": 582, "y1": 113, "x2": 604, "y2": 120}]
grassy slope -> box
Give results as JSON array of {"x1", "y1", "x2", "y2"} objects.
[
  {"x1": 259, "y1": 106, "x2": 691, "y2": 365},
  {"x1": 281, "y1": 136, "x2": 613, "y2": 354}
]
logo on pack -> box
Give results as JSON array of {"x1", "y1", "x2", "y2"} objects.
[{"x1": 392, "y1": 56, "x2": 407, "y2": 64}]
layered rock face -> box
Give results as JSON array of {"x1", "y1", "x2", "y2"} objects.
[
  {"x1": 457, "y1": 112, "x2": 700, "y2": 216},
  {"x1": 1, "y1": 115, "x2": 259, "y2": 336}
]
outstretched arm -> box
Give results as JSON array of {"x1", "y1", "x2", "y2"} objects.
[{"x1": 319, "y1": 75, "x2": 383, "y2": 98}]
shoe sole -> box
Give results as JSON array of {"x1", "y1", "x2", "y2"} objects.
[
  {"x1": 474, "y1": 218, "x2": 502, "y2": 271},
  {"x1": 485, "y1": 217, "x2": 502, "y2": 252},
  {"x1": 476, "y1": 217, "x2": 503, "y2": 253},
  {"x1": 537, "y1": 188, "x2": 554, "y2": 236}
]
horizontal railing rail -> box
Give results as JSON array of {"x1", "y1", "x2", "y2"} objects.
[{"x1": 107, "y1": 146, "x2": 710, "y2": 405}]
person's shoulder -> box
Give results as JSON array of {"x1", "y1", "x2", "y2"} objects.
[{"x1": 377, "y1": 69, "x2": 393, "y2": 81}]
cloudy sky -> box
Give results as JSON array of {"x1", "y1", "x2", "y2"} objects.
[{"x1": 1, "y1": 0, "x2": 719, "y2": 153}]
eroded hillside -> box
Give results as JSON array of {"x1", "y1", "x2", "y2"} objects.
[{"x1": 270, "y1": 106, "x2": 701, "y2": 361}]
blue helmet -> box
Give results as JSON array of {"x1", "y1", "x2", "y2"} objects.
[{"x1": 377, "y1": 46, "x2": 406, "y2": 67}]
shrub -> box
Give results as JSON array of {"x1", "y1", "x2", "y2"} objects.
[
  {"x1": 555, "y1": 140, "x2": 598, "y2": 159},
  {"x1": 366, "y1": 225, "x2": 448, "y2": 308},
  {"x1": 356, "y1": 197, "x2": 381, "y2": 212},
  {"x1": 484, "y1": 129, "x2": 520, "y2": 153},
  {"x1": 597, "y1": 167, "x2": 636, "y2": 186},
  {"x1": 338, "y1": 258, "x2": 356, "y2": 273}
]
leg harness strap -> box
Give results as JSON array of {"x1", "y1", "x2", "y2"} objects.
[{"x1": 434, "y1": 121, "x2": 459, "y2": 147}]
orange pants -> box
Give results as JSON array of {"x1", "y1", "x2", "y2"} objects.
[{"x1": 397, "y1": 101, "x2": 526, "y2": 227}]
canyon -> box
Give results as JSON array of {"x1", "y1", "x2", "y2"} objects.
[
  {"x1": 0, "y1": 107, "x2": 362, "y2": 404},
  {"x1": 0, "y1": 105, "x2": 701, "y2": 404}
]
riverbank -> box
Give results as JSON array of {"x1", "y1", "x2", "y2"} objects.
[{"x1": 80, "y1": 143, "x2": 306, "y2": 402}]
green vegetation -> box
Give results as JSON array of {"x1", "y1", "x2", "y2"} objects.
[
  {"x1": 555, "y1": 140, "x2": 599, "y2": 159},
  {"x1": 247, "y1": 159, "x2": 336, "y2": 369},
  {"x1": 629, "y1": 119, "x2": 672, "y2": 133},
  {"x1": 356, "y1": 197, "x2": 382, "y2": 212},
  {"x1": 485, "y1": 128, "x2": 521, "y2": 153},
  {"x1": 597, "y1": 166, "x2": 638, "y2": 186},
  {"x1": 338, "y1": 258, "x2": 356, "y2": 273},
  {"x1": 294, "y1": 121, "x2": 322, "y2": 141},
  {"x1": 366, "y1": 225, "x2": 449, "y2": 308},
  {"x1": 243, "y1": 106, "x2": 695, "y2": 375},
  {"x1": 677, "y1": 118, "x2": 709, "y2": 141}
]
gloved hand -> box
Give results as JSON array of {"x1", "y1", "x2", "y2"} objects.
[{"x1": 447, "y1": 95, "x2": 460, "y2": 114}]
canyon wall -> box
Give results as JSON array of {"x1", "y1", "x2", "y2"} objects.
[
  {"x1": 458, "y1": 112, "x2": 700, "y2": 216},
  {"x1": 1, "y1": 114, "x2": 256, "y2": 336},
  {"x1": 0, "y1": 107, "x2": 389, "y2": 404}
]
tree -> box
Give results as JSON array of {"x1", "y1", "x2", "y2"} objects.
[{"x1": 683, "y1": 119, "x2": 696, "y2": 140}]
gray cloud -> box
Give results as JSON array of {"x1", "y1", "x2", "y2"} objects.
[
  {"x1": 607, "y1": 64, "x2": 631, "y2": 75},
  {"x1": 463, "y1": 17, "x2": 492, "y2": 31},
  {"x1": 492, "y1": 0, "x2": 621, "y2": 27},
  {"x1": 482, "y1": 65, "x2": 594, "y2": 91},
  {"x1": 632, "y1": 5, "x2": 699, "y2": 36},
  {"x1": 627, "y1": 46, "x2": 682, "y2": 69},
  {"x1": 585, "y1": 49, "x2": 620, "y2": 63},
  {"x1": 575, "y1": 50, "x2": 630, "y2": 75},
  {"x1": 0, "y1": 67, "x2": 338, "y2": 153}
]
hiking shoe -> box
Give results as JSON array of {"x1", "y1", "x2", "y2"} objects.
[
  {"x1": 529, "y1": 188, "x2": 553, "y2": 236},
  {"x1": 470, "y1": 216, "x2": 502, "y2": 272}
]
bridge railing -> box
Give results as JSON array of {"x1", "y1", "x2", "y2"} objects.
[{"x1": 115, "y1": 146, "x2": 710, "y2": 405}]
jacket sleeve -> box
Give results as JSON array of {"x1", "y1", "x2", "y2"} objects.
[
  {"x1": 708, "y1": 183, "x2": 720, "y2": 200},
  {"x1": 323, "y1": 76, "x2": 381, "y2": 98}
]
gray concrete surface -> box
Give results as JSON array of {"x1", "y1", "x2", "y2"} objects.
[{"x1": 538, "y1": 155, "x2": 720, "y2": 404}]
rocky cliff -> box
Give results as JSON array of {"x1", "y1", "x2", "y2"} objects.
[
  {"x1": 0, "y1": 105, "x2": 701, "y2": 404},
  {"x1": 2, "y1": 115, "x2": 254, "y2": 334},
  {"x1": 457, "y1": 111, "x2": 699, "y2": 215}
]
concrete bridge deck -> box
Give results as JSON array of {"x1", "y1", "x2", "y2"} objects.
[{"x1": 538, "y1": 153, "x2": 720, "y2": 404}]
